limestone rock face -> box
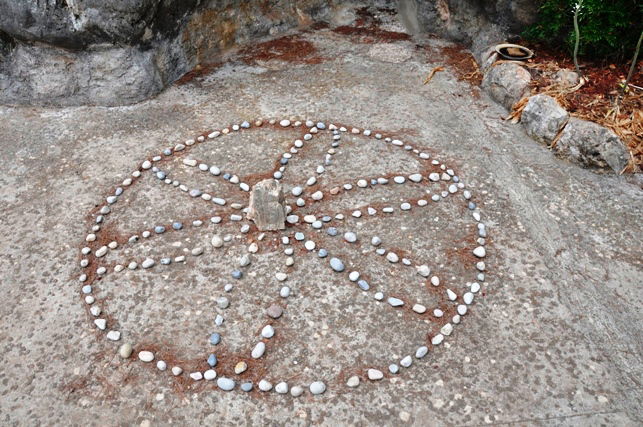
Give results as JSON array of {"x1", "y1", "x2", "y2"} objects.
[
  {"x1": 247, "y1": 179, "x2": 286, "y2": 231},
  {"x1": 0, "y1": 0, "x2": 190, "y2": 50},
  {"x1": 481, "y1": 62, "x2": 531, "y2": 111},
  {"x1": 555, "y1": 118, "x2": 630, "y2": 173},
  {"x1": 521, "y1": 94, "x2": 569, "y2": 145},
  {"x1": 0, "y1": 0, "x2": 341, "y2": 106}
]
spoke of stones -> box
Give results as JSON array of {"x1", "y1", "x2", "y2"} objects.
[
  {"x1": 269, "y1": 137, "x2": 324, "y2": 181},
  {"x1": 288, "y1": 140, "x2": 442, "y2": 192},
  {"x1": 295, "y1": 192, "x2": 447, "y2": 222},
  {"x1": 176, "y1": 156, "x2": 249, "y2": 191},
  {"x1": 82, "y1": 217, "x2": 260, "y2": 283},
  {"x1": 289, "y1": 197, "x2": 465, "y2": 242},
  {"x1": 150, "y1": 173, "x2": 246, "y2": 210},
  {"x1": 314, "y1": 136, "x2": 337, "y2": 173},
  {"x1": 298, "y1": 233, "x2": 457, "y2": 312},
  {"x1": 293, "y1": 237, "x2": 462, "y2": 352},
  {"x1": 97, "y1": 221, "x2": 250, "y2": 266},
  {"x1": 289, "y1": 169, "x2": 458, "y2": 218},
  {"x1": 295, "y1": 174, "x2": 445, "y2": 204}
]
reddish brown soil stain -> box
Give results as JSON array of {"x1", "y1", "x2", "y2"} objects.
[
  {"x1": 309, "y1": 22, "x2": 329, "y2": 31},
  {"x1": 60, "y1": 375, "x2": 90, "y2": 397},
  {"x1": 240, "y1": 34, "x2": 326, "y2": 65},
  {"x1": 175, "y1": 62, "x2": 223, "y2": 86},
  {"x1": 332, "y1": 25, "x2": 411, "y2": 44},
  {"x1": 444, "y1": 238, "x2": 476, "y2": 267},
  {"x1": 430, "y1": 45, "x2": 483, "y2": 100}
]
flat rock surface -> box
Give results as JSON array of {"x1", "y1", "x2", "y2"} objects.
[{"x1": 0, "y1": 26, "x2": 642, "y2": 426}]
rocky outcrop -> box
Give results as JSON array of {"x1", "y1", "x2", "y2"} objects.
[
  {"x1": 398, "y1": 0, "x2": 539, "y2": 60},
  {"x1": 481, "y1": 62, "x2": 531, "y2": 110},
  {"x1": 555, "y1": 118, "x2": 630, "y2": 173},
  {"x1": 521, "y1": 94, "x2": 569, "y2": 145},
  {"x1": 1, "y1": 43, "x2": 168, "y2": 106},
  {"x1": 1, "y1": 1, "x2": 540, "y2": 106},
  {"x1": 0, "y1": 0, "x2": 351, "y2": 106},
  {"x1": 0, "y1": 0, "x2": 197, "y2": 49}
]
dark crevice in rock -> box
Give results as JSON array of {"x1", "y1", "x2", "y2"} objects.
[{"x1": 0, "y1": 29, "x2": 15, "y2": 57}]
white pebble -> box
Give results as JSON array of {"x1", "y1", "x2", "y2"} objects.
[
  {"x1": 412, "y1": 304, "x2": 426, "y2": 314},
  {"x1": 367, "y1": 369, "x2": 384, "y2": 380},
  {"x1": 252, "y1": 342, "x2": 266, "y2": 359},
  {"x1": 138, "y1": 351, "x2": 154, "y2": 362},
  {"x1": 473, "y1": 246, "x2": 486, "y2": 258},
  {"x1": 261, "y1": 325, "x2": 275, "y2": 338}
]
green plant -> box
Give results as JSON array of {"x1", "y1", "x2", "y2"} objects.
[{"x1": 523, "y1": 0, "x2": 643, "y2": 62}]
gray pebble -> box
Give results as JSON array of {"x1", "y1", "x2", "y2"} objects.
[
  {"x1": 388, "y1": 297, "x2": 404, "y2": 307},
  {"x1": 330, "y1": 257, "x2": 345, "y2": 272},
  {"x1": 217, "y1": 377, "x2": 235, "y2": 391},
  {"x1": 267, "y1": 304, "x2": 283, "y2": 319}
]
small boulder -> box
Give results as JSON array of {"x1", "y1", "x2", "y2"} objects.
[
  {"x1": 521, "y1": 94, "x2": 569, "y2": 145},
  {"x1": 555, "y1": 118, "x2": 630, "y2": 173},
  {"x1": 482, "y1": 62, "x2": 531, "y2": 110},
  {"x1": 554, "y1": 69, "x2": 580, "y2": 87}
]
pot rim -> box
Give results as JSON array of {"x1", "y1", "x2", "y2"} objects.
[{"x1": 494, "y1": 43, "x2": 535, "y2": 60}]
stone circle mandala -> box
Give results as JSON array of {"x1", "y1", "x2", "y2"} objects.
[{"x1": 77, "y1": 118, "x2": 489, "y2": 396}]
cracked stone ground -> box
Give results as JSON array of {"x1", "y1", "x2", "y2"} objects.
[{"x1": 0, "y1": 26, "x2": 642, "y2": 426}]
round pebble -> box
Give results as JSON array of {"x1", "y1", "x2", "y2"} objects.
[
  {"x1": 386, "y1": 252, "x2": 399, "y2": 263},
  {"x1": 330, "y1": 257, "x2": 345, "y2": 272},
  {"x1": 138, "y1": 351, "x2": 154, "y2": 362},
  {"x1": 252, "y1": 342, "x2": 266, "y2": 359},
  {"x1": 367, "y1": 369, "x2": 383, "y2": 380},
  {"x1": 217, "y1": 377, "x2": 235, "y2": 391},
  {"x1": 346, "y1": 376, "x2": 360, "y2": 387},
  {"x1": 344, "y1": 232, "x2": 357, "y2": 243},
  {"x1": 261, "y1": 325, "x2": 275, "y2": 338},
  {"x1": 119, "y1": 343, "x2": 133, "y2": 358},
  {"x1": 267, "y1": 304, "x2": 283, "y2": 319},
  {"x1": 309, "y1": 381, "x2": 326, "y2": 395},
  {"x1": 275, "y1": 382, "x2": 289, "y2": 394},
  {"x1": 259, "y1": 379, "x2": 273, "y2": 391}
]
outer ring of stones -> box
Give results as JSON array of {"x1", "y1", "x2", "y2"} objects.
[{"x1": 77, "y1": 117, "x2": 489, "y2": 397}]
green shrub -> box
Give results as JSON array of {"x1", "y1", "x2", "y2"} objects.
[{"x1": 523, "y1": 0, "x2": 642, "y2": 62}]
